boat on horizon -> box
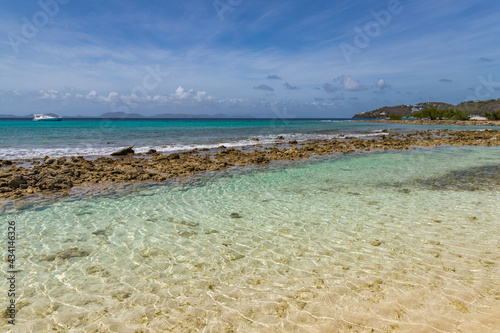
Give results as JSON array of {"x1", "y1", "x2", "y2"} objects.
[{"x1": 33, "y1": 114, "x2": 62, "y2": 121}]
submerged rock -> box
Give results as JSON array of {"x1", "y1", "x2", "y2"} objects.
[
  {"x1": 179, "y1": 231, "x2": 197, "y2": 238},
  {"x1": 230, "y1": 212, "x2": 242, "y2": 218},
  {"x1": 180, "y1": 221, "x2": 200, "y2": 227},
  {"x1": 41, "y1": 247, "x2": 90, "y2": 261}
]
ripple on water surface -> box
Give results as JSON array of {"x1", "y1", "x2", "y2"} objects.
[{"x1": 1, "y1": 146, "x2": 500, "y2": 332}]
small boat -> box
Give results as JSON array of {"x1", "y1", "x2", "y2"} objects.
[{"x1": 33, "y1": 114, "x2": 62, "y2": 121}]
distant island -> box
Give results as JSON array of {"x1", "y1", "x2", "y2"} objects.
[
  {"x1": 352, "y1": 98, "x2": 500, "y2": 120},
  {"x1": 0, "y1": 112, "x2": 253, "y2": 119}
]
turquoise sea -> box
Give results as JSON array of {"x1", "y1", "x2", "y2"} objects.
[
  {"x1": 1, "y1": 119, "x2": 500, "y2": 332},
  {"x1": 0, "y1": 118, "x2": 497, "y2": 160}
]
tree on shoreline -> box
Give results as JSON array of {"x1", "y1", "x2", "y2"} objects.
[
  {"x1": 413, "y1": 108, "x2": 469, "y2": 120},
  {"x1": 484, "y1": 110, "x2": 500, "y2": 120}
]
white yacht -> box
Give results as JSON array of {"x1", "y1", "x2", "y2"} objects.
[{"x1": 33, "y1": 114, "x2": 62, "y2": 121}]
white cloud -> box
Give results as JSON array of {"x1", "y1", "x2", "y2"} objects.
[
  {"x1": 376, "y1": 78, "x2": 389, "y2": 90},
  {"x1": 86, "y1": 91, "x2": 97, "y2": 100},
  {"x1": 342, "y1": 76, "x2": 367, "y2": 91}
]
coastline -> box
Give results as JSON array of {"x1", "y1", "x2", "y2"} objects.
[
  {"x1": 1, "y1": 128, "x2": 499, "y2": 201},
  {"x1": 369, "y1": 119, "x2": 500, "y2": 126}
]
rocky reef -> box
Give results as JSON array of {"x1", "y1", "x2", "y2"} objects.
[{"x1": 1, "y1": 129, "x2": 499, "y2": 200}]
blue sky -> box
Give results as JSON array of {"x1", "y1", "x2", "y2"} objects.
[{"x1": 1, "y1": 0, "x2": 499, "y2": 117}]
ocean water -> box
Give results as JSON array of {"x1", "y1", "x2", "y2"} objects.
[
  {"x1": 1, "y1": 145, "x2": 499, "y2": 332},
  {"x1": 1, "y1": 118, "x2": 498, "y2": 160}
]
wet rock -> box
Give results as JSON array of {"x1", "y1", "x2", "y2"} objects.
[
  {"x1": 41, "y1": 247, "x2": 90, "y2": 261},
  {"x1": 252, "y1": 155, "x2": 269, "y2": 164},
  {"x1": 371, "y1": 240, "x2": 382, "y2": 246},
  {"x1": 228, "y1": 253, "x2": 245, "y2": 261},
  {"x1": 288, "y1": 140, "x2": 298, "y2": 144},
  {"x1": 179, "y1": 231, "x2": 197, "y2": 238},
  {"x1": 0, "y1": 160, "x2": 13, "y2": 167},
  {"x1": 111, "y1": 146, "x2": 135, "y2": 156},
  {"x1": 277, "y1": 136, "x2": 285, "y2": 140},
  {"x1": 168, "y1": 153, "x2": 180, "y2": 160},
  {"x1": 250, "y1": 137, "x2": 260, "y2": 141},
  {"x1": 92, "y1": 229, "x2": 108, "y2": 236},
  {"x1": 8, "y1": 175, "x2": 27, "y2": 188},
  {"x1": 180, "y1": 221, "x2": 200, "y2": 227},
  {"x1": 146, "y1": 149, "x2": 157, "y2": 155},
  {"x1": 230, "y1": 212, "x2": 242, "y2": 218},
  {"x1": 112, "y1": 290, "x2": 132, "y2": 301}
]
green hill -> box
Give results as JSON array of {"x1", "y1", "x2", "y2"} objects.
[{"x1": 353, "y1": 99, "x2": 500, "y2": 119}]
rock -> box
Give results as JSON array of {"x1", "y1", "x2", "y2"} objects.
[
  {"x1": 252, "y1": 155, "x2": 269, "y2": 164},
  {"x1": 0, "y1": 160, "x2": 13, "y2": 167},
  {"x1": 41, "y1": 247, "x2": 90, "y2": 261},
  {"x1": 277, "y1": 136, "x2": 285, "y2": 140},
  {"x1": 230, "y1": 213, "x2": 242, "y2": 218},
  {"x1": 92, "y1": 229, "x2": 108, "y2": 236},
  {"x1": 250, "y1": 137, "x2": 260, "y2": 141},
  {"x1": 179, "y1": 231, "x2": 197, "y2": 238},
  {"x1": 229, "y1": 253, "x2": 245, "y2": 261},
  {"x1": 168, "y1": 153, "x2": 180, "y2": 160},
  {"x1": 146, "y1": 149, "x2": 157, "y2": 155},
  {"x1": 111, "y1": 146, "x2": 135, "y2": 156},
  {"x1": 371, "y1": 240, "x2": 382, "y2": 246},
  {"x1": 8, "y1": 175, "x2": 27, "y2": 189},
  {"x1": 288, "y1": 140, "x2": 298, "y2": 144},
  {"x1": 180, "y1": 221, "x2": 200, "y2": 227}
]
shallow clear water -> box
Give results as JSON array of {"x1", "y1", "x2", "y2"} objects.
[{"x1": 1, "y1": 146, "x2": 499, "y2": 332}]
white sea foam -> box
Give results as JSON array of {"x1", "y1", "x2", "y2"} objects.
[{"x1": 0, "y1": 132, "x2": 388, "y2": 160}]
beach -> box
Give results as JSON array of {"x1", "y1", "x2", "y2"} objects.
[{"x1": 1, "y1": 120, "x2": 500, "y2": 332}]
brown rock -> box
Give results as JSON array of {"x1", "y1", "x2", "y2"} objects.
[{"x1": 111, "y1": 146, "x2": 135, "y2": 156}]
